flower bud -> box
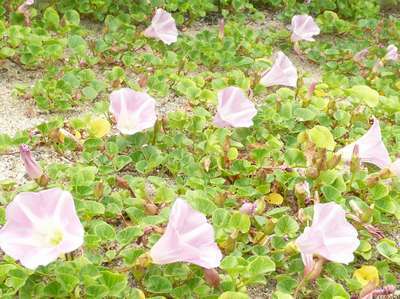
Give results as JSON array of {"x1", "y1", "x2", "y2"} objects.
[
  {"x1": 353, "y1": 48, "x2": 369, "y2": 62},
  {"x1": 239, "y1": 202, "x2": 257, "y2": 215},
  {"x1": 19, "y1": 144, "x2": 43, "y2": 180},
  {"x1": 218, "y1": 18, "x2": 224, "y2": 40},
  {"x1": 204, "y1": 268, "x2": 220, "y2": 288},
  {"x1": 144, "y1": 202, "x2": 159, "y2": 215}
]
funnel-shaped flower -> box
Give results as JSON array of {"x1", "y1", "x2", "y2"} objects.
[
  {"x1": 109, "y1": 88, "x2": 157, "y2": 135},
  {"x1": 338, "y1": 118, "x2": 391, "y2": 169},
  {"x1": 143, "y1": 8, "x2": 178, "y2": 45},
  {"x1": 296, "y1": 202, "x2": 359, "y2": 274},
  {"x1": 260, "y1": 52, "x2": 297, "y2": 88},
  {"x1": 0, "y1": 188, "x2": 84, "y2": 269},
  {"x1": 19, "y1": 144, "x2": 42, "y2": 179},
  {"x1": 213, "y1": 86, "x2": 257, "y2": 128},
  {"x1": 385, "y1": 44, "x2": 398, "y2": 61},
  {"x1": 290, "y1": 15, "x2": 320, "y2": 42},
  {"x1": 150, "y1": 198, "x2": 222, "y2": 269},
  {"x1": 17, "y1": 0, "x2": 34, "y2": 13}
]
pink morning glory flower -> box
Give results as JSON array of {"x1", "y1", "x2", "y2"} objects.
[
  {"x1": 296, "y1": 202, "x2": 359, "y2": 275},
  {"x1": 260, "y1": 52, "x2": 298, "y2": 88},
  {"x1": 290, "y1": 15, "x2": 320, "y2": 42},
  {"x1": 0, "y1": 188, "x2": 84, "y2": 269},
  {"x1": 19, "y1": 144, "x2": 42, "y2": 179},
  {"x1": 213, "y1": 86, "x2": 257, "y2": 128},
  {"x1": 17, "y1": 0, "x2": 34, "y2": 14},
  {"x1": 338, "y1": 118, "x2": 391, "y2": 169},
  {"x1": 239, "y1": 202, "x2": 257, "y2": 215},
  {"x1": 109, "y1": 88, "x2": 157, "y2": 135},
  {"x1": 353, "y1": 48, "x2": 369, "y2": 62},
  {"x1": 385, "y1": 44, "x2": 398, "y2": 61},
  {"x1": 150, "y1": 198, "x2": 222, "y2": 269},
  {"x1": 143, "y1": 8, "x2": 178, "y2": 45}
]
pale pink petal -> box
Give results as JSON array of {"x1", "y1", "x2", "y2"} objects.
[
  {"x1": 0, "y1": 188, "x2": 84, "y2": 269},
  {"x1": 213, "y1": 86, "x2": 257, "y2": 128},
  {"x1": 389, "y1": 158, "x2": 400, "y2": 177},
  {"x1": 385, "y1": 44, "x2": 398, "y2": 61},
  {"x1": 150, "y1": 198, "x2": 222, "y2": 269},
  {"x1": 260, "y1": 52, "x2": 298, "y2": 88},
  {"x1": 109, "y1": 88, "x2": 157, "y2": 135},
  {"x1": 296, "y1": 202, "x2": 359, "y2": 269},
  {"x1": 353, "y1": 48, "x2": 369, "y2": 62},
  {"x1": 239, "y1": 202, "x2": 257, "y2": 215},
  {"x1": 338, "y1": 118, "x2": 391, "y2": 169},
  {"x1": 143, "y1": 9, "x2": 178, "y2": 45},
  {"x1": 19, "y1": 144, "x2": 42, "y2": 179},
  {"x1": 290, "y1": 15, "x2": 320, "y2": 42}
]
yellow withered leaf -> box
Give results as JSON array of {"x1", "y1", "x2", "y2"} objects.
[{"x1": 266, "y1": 193, "x2": 284, "y2": 205}]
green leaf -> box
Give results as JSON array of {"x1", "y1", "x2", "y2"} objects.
[
  {"x1": 319, "y1": 282, "x2": 349, "y2": 299},
  {"x1": 144, "y1": 275, "x2": 172, "y2": 293},
  {"x1": 43, "y1": 7, "x2": 60, "y2": 29},
  {"x1": 100, "y1": 271, "x2": 127, "y2": 296},
  {"x1": 247, "y1": 256, "x2": 276, "y2": 275},
  {"x1": 219, "y1": 292, "x2": 249, "y2": 299},
  {"x1": 308, "y1": 126, "x2": 336, "y2": 151},
  {"x1": 116, "y1": 227, "x2": 143, "y2": 245},
  {"x1": 94, "y1": 221, "x2": 116, "y2": 241},
  {"x1": 229, "y1": 212, "x2": 251, "y2": 233},
  {"x1": 274, "y1": 215, "x2": 299, "y2": 237},
  {"x1": 348, "y1": 85, "x2": 380, "y2": 108}
]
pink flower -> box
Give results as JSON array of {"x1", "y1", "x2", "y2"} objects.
[
  {"x1": 150, "y1": 198, "x2": 222, "y2": 269},
  {"x1": 353, "y1": 48, "x2": 369, "y2": 62},
  {"x1": 338, "y1": 118, "x2": 391, "y2": 169},
  {"x1": 385, "y1": 44, "x2": 398, "y2": 61},
  {"x1": 389, "y1": 159, "x2": 400, "y2": 177},
  {"x1": 260, "y1": 52, "x2": 298, "y2": 88},
  {"x1": 213, "y1": 86, "x2": 257, "y2": 128},
  {"x1": 109, "y1": 88, "x2": 157, "y2": 135},
  {"x1": 19, "y1": 144, "x2": 42, "y2": 179},
  {"x1": 0, "y1": 188, "x2": 84, "y2": 269},
  {"x1": 17, "y1": 0, "x2": 34, "y2": 12},
  {"x1": 296, "y1": 202, "x2": 359, "y2": 275},
  {"x1": 143, "y1": 8, "x2": 178, "y2": 45},
  {"x1": 239, "y1": 202, "x2": 257, "y2": 215},
  {"x1": 290, "y1": 15, "x2": 320, "y2": 42}
]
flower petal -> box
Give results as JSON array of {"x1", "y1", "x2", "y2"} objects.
[
  {"x1": 260, "y1": 52, "x2": 298, "y2": 88},
  {"x1": 214, "y1": 86, "x2": 257, "y2": 128},
  {"x1": 144, "y1": 9, "x2": 178, "y2": 45}
]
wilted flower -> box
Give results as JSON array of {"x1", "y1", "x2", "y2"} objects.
[
  {"x1": 296, "y1": 202, "x2": 359, "y2": 275},
  {"x1": 213, "y1": 86, "x2": 257, "y2": 128},
  {"x1": 385, "y1": 44, "x2": 398, "y2": 61},
  {"x1": 143, "y1": 8, "x2": 178, "y2": 45},
  {"x1": 109, "y1": 88, "x2": 157, "y2": 135},
  {"x1": 353, "y1": 48, "x2": 369, "y2": 62},
  {"x1": 307, "y1": 81, "x2": 318, "y2": 98},
  {"x1": 17, "y1": 0, "x2": 34, "y2": 14},
  {"x1": 150, "y1": 198, "x2": 222, "y2": 269},
  {"x1": 239, "y1": 202, "x2": 257, "y2": 215},
  {"x1": 260, "y1": 52, "x2": 298, "y2": 88},
  {"x1": 19, "y1": 144, "x2": 42, "y2": 179},
  {"x1": 338, "y1": 118, "x2": 391, "y2": 169},
  {"x1": 290, "y1": 15, "x2": 320, "y2": 42},
  {"x1": 0, "y1": 188, "x2": 84, "y2": 269}
]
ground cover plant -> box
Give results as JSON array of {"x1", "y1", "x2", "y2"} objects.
[{"x1": 0, "y1": 0, "x2": 399, "y2": 298}]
